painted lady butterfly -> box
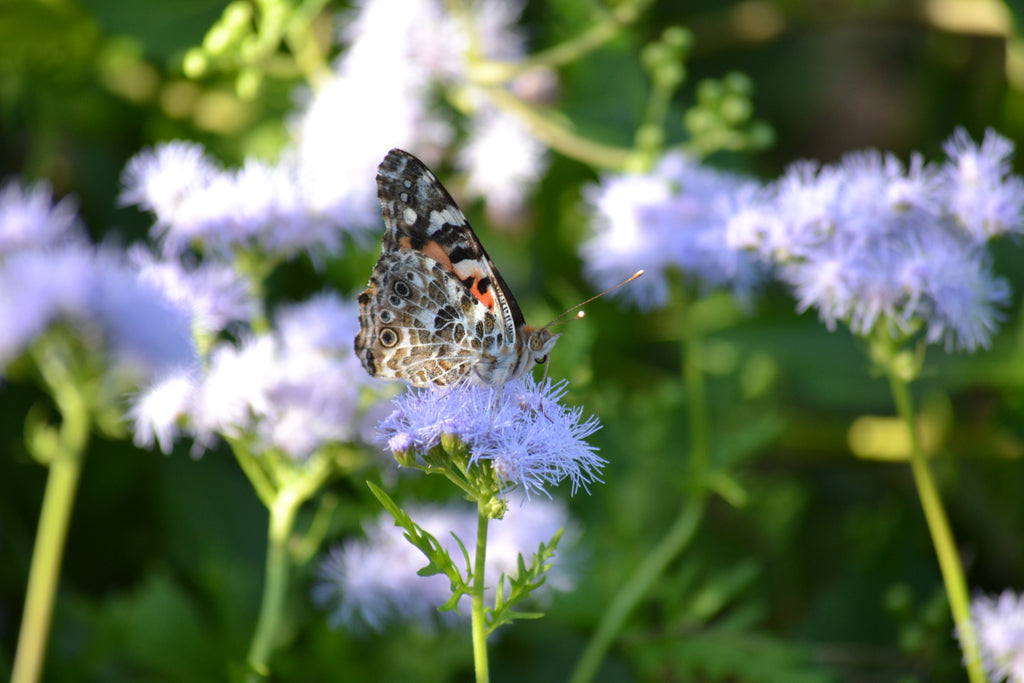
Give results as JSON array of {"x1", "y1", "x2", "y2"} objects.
[{"x1": 355, "y1": 149, "x2": 560, "y2": 387}]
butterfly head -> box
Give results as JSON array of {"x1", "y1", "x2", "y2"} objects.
[{"x1": 522, "y1": 326, "x2": 562, "y2": 368}]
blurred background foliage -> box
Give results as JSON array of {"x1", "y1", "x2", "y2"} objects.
[{"x1": 2, "y1": 0, "x2": 1024, "y2": 681}]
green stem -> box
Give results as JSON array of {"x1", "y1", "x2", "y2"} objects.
[
  {"x1": 684, "y1": 335, "x2": 710, "y2": 490},
  {"x1": 481, "y1": 85, "x2": 635, "y2": 170},
  {"x1": 469, "y1": 0, "x2": 651, "y2": 83},
  {"x1": 569, "y1": 496, "x2": 705, "y2": 683},
  {"x1": 470, "y1": 504, "x2": 490, "y2": 683},
  {"x1": 12, "y1": 384, "x2": 90, "y2": 683},
  {"x1": 246, "y1": 488, "x2": 302, "y2": 680},
  {"x1": 886, "y1": 370, "x2": 985, "y2": 683}
]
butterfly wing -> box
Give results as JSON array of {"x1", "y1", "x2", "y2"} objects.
[
  {"x1": 375, "y1": 149, "x2": 525, "y2": 346},
  {"x1": 356, "y1": 249, "x2": 505, "y2": 386}
]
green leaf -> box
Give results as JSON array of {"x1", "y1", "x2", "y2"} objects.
[
  {"x1": 485, "y1": 527, "x2": 564, "y2": 634},
  {"x1": 366, "y1": 481, "x2": 471, "y2": 606}
]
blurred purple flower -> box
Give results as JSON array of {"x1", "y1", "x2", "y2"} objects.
[
  {"x1": 378, "y1": 377, "x2": 604, "y2": 496},
  {"x1": 312, "y1": 495, "x2": 576, "y2": 633},
  {"x1": 0, "y1": 181, "x2": 82, "y2": 252},
  {"x1": 734, "y1": 129, "x2": 1018, "y2": 352},
  {"x1": 0, "y1": 243, "x2": 197, "y2": 379},
  {"x1": 941, "y1": 128, "x2": 1024, "y2": 240},
  {"x1": 961, "y1": 590, "x2": 1024, "y2": 683},
  {"x1": 128, "y1": 246, "x2": 257, "y2": 334},
  {"x1": 130, "y1": 293, "x2": 379, "y2": 458},
  {"x1": 581, "y1": 153, "x2": 765, "y2": 311}
]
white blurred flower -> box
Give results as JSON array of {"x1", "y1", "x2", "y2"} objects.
[{"x1": 312, "y1": 495, "x2": 577, "y2": 633}]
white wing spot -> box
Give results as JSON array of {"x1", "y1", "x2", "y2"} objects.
[
  {"x1": 403, "y1": 180, "x2": 412, "y2": 189},
  {"x1": 403, "y1": 207, "x2": 418, "y2": 224},
  {"x1": 430, "y1": 207, "x2": 465, "y2": 230},
  {"x1": 400, "y1": 192, "x2": 408, "y2": 202}
]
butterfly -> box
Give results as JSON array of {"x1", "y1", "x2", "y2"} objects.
[{"x1": 355, "y1": 149, "x2": 561, "y2": 387}]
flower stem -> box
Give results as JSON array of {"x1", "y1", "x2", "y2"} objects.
[
  {"x1": 246, "y1": 488, "x2": 301, "y2": 680},
  {"x1": 683, "y1": 335, "x2": 710, "y2": 490},
  {"x1": 11, "y1": 383, "x2": 90, "y2": 683},
  {"x1": 568, "y1": 496, "x2": 705, "y2": 683},
  {"x1": 886, "y1": 370, "x2": 985, "y2": 683},
  {"x1": 471, "y1": 504, "x2": 490, "y2": 683}
]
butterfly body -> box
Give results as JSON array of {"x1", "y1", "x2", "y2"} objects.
[{"x1": 355, "y1": 149, "x2": 559, "y2": 387}]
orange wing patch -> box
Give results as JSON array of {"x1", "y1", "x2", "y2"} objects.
[{"x1": 419, "y1": 239, "x2": 496, "y2": 313}]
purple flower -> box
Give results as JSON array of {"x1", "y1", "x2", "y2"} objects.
[
  {"x1": 0, "y1": 244, "x2": 197, "y2": 378},
  {"x1": 311, "y1": 495, "x2": 576, "y2": 633},
  {"x1": 581, "y1": 152, "x2": 764, "y2": 310},
  {"x1": 130, "y1": 293, "x2": 380, "y2": 458},
  {"x1": 378, "y1": 377, "x2": 604, "y2": 496},
  {"x1": 941, "y1": 128, "x2": 1024, "y2": 241},
  {"x1": 121, "y1": 143, "x2": 361, "y2": 260},
  {"x1": 961, "y1": 590, "x2": 1024, "y2": 683},
  {"x1": 738, "y1": 130, "x2": 1018, "y2": 352},
  {"x1": 458, "y1": 108, "x2": 547, "y2": 220},
  {"x1": 128, "y1": 246, "x2": 257, "y2": 334},
  {"x1": 0, "y1": 180, "x2": 82, "y2": 252}
]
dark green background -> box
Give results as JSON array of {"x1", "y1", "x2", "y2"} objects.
[{"x1": 2, "y1": 1, "x2": 1023, "y2": 681}]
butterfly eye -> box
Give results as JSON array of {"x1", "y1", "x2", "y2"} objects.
[
  {"x1": 379, "y1": 328, "x2": 398, "y2": 347},
  {"x1": 393, "y1": 280, "x2": 411, "y2": 298}
]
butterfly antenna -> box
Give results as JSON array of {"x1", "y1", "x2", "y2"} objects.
[{"x1": 543, "y1": 270, "x2": 644, "y2": 330}]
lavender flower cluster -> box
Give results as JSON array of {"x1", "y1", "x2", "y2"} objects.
[
  {"x1": 130, "y1": 293, "x2": 378, "y2": 459},
  {"x1": 966, "y1": 590, "x2": 1024, "y2": 683},
  {"x1": 312, "y1": 495, "x2": 577, "y2": 633},
  {"x1": 378, "y1": 377, "x2": 605, "y2": 497},
  {"x1": 729, "y1": 128, "x2": 1022, "y2": 351},
  {"x1": 0, "y1": 181, "x2": 196, "y2": 381},
  {"x1": 581, "y1": 153, "x2": 765, "y2": 310},
  {"x1": 582, "y1": 129, "x2": 1024, "y2": 353}
]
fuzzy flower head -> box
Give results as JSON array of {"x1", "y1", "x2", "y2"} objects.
[
  {"x1": 377, "y1": 377, "x2": 604, "y2": 497},
  {"x1": 941, "y1": 128, "x2": 1024, "y2": 241},
  {"x1": 0, "y1": 240, "x2": 197, "y2": 381},
  {"x1": 129, "y1": 293, "x2": 382, "y2": 458},
  {"x1": 0, "y1": 180, "x2": 83, "y2": 253},
  {"x1": 961, "y1": 590, "x2": 1024, "y2": 683},
  {"x1": 294, "y1": 0, "x2": 539, "y2": 229},
  {"x1": 312, "y1": 495, "x2": 577, "y2": 633},
  {"x1": 119, "y1": 143, "x2": 356, "y2": 261},
  {"x1": 581, "y1": 152, "x2": 765, "y2": 311},
  {"x1": 735, "y1": 129, "x2": 1019, "y2": 353}
]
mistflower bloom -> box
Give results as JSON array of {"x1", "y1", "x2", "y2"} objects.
[
  {"x1": 0, "y1": 244, "x2": 198, "y2": 377},
  {"x1": 131, "y1": 293, "x2": 379, "y2": 458},
  {"x1": 458, "y1": 108, "x2": 547, "y2": 220},
  {"x1": 121, "y1": 143, "x2": 359, "y2": 261},
  {"x1": 294, "y1": 0, "x2": 540, "y2": 228},
  {"x1": 961, "y1": 590, "x2": 1024, "y2": 683},
  {"x1": 378, "y1": 377, "x2": 604, "y2": 496},
  {"x1": 312, "y1": 495, "x2": 576, "y2": 633},
  {"x1": 128, "y1": 367, "x2": 198, "y2": 453},
  {"x1": 0, "y1": 180, "x2": 82, "y2": 253},
  {"x1": 737, "y1": 130, "x2": 1019, "y2": 352},
  {"x1": 128, "y1": 246, "x2": 257, "y2": 335},
  {"x1": 581, "y1": 152, "x2": 765, "y2": 311},
  {"x1": 941, "y1": 128, "x2": 1024, "y2": 241},
  {"x1": 119, "y1": 141, "x2": 218, "y2": 241}
]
